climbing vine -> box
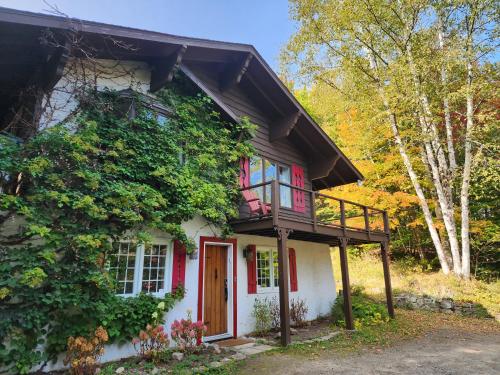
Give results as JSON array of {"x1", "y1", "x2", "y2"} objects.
[{"x1": 0, "y1": 76, "x2": 255, "y2": 373}]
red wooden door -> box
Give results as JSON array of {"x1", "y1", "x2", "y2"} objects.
[{"x1": 204, "y1": 245, "x2": 228, "y2": 336}]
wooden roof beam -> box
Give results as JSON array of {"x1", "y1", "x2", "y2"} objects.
[
  {"x1": 245, "y1": 73, "x2": 286, "y2": 117},
  {"x1": 270, "y1": 111, "x2": 301, "y2": 142},
  {"x1": 219, "y1": 53, "x2": 253, "y2": 92},
  {"x1": 180, "y1": 64, "x2": 240, "y2": 123},
  {"x1": 150, "y1": 44, "x2": 187, "y2": 92},
  {"x1": 42, "y1": 40, "x2": 70, "y2": 91},
  {"x1": 309, "y1": 154, "x2": 340, "y2": 180}
]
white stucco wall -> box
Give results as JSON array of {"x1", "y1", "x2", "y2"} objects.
[
  {"x1": 234, "y1": 234, "x2": 336, "y2": 336},
  {"x1": 40, "y1": 58, "x2": 152, "y2": 129}
]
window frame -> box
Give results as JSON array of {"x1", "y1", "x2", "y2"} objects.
[
  {"x1": 110, "y1": 240, "x2": 173, "y2": 298},
  {"x1": 250, "y1": 155, "x2": 293, "y2": 209},
  {"x1": 256, "y1": 247, "x2": 279, "y2": 293}
]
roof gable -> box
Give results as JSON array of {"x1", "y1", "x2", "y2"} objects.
[{"x1": 0, "y1": 6, "x2": 363, "y2": 188}]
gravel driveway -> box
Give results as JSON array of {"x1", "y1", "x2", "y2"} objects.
[{"x1": 238, "y1": 328, "x2": 500, "y2": 375}]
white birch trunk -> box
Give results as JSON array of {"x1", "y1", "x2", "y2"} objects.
[
  {"x1": 407, "y1": 49, "x2": 462, "y2": 275},
  {"x1": 461, "y1": 58, "x2": 473, "y2": 279},
  {"x1": 367, "y1": 52, "x2": 451, "y2": 274},
  {"x1": 437, "y1": 19, "x2": 458, "y2": 172},
  {"x1": 387, "y1": 111, "x2": 450, "y2": 275}
]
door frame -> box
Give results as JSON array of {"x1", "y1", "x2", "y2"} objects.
[{"x1": 197, "y1": 236, "x2": 237, "y2": 341}]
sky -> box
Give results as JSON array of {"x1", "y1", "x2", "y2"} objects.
[{"x1": 0, "y1": 0, "x2": 296, "y2": 71}]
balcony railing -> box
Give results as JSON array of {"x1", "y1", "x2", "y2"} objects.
[{"x1": 235, "y1": 180, "x2": 389, "y2": 237}]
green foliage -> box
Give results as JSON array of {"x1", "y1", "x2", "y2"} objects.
[
  {"x1": 0, "y1": 78, "x2": 254, "y2": 372},
  {"x1": 252, "y1": 298, "x2": 273, "y2": 335},
  {"x1": 331, "y1": 287, "x2": 389, "y2": 329}
]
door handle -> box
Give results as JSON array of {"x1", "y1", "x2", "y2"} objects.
[
  {"x1": 215, "y1": 268, "x2": 218, "y2": 279},
  {"x1": 224, "y1": 278, "x2": 228, "y2": 301}
]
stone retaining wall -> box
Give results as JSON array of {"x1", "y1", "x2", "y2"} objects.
[{"x1": 394, "y1": 293, "x2": 483, "y2": 316}]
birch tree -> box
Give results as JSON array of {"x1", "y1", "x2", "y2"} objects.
[{"x1": 282, "y1": 0, "x2": 498, "y2": 277}]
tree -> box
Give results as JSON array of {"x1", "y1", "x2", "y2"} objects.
[{"x1": 282, "y1": 0, "x2": 499, "y2": 277}]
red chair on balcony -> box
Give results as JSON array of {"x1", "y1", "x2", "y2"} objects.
[{"x1": 241, "y1": 189, "x2": 271, "y2": 215}]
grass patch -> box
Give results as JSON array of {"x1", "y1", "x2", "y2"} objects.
[
  {"x1": 274, "y1": 309, "x2": 500, "y2": 358},
  {"x1": 330, "y1": 250, "x2": 500, "y2": 318}
]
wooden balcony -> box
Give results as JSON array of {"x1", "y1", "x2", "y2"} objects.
[
  {"x1": 231, "y1": 180, "x2": 390, "y2": 246},
  {"x1": 232, "y1": 180, "x2": 394, "y2": 347}
]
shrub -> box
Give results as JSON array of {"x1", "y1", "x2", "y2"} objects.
[
  {"x1": 170, "y1": 310, "x2": 207, "y2": 352},
  {"x1": 270, "y1": 297, "x2": 281, "y2": 330},
  {"x1": 252, "y1": 298, "x2": 272, "y2": 335},
  {"x1": 64, "y1": 326, "x2": 108, "y2": 375},
  {"x1": 132, "y1": 324, "x2": 169, "y2": 363},
  {"x1": 290, "y1": 298, "x2": 309, "y2": 327},
  {"x1": 331, "y1": 287, "x2": 389, "y2": 328}
]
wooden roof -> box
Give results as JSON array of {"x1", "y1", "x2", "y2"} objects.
[{"x1": 0, "y1": 6, "x2": 364, "y2": 188}]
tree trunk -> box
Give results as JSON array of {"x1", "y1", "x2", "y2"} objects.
[
  {"x1": 422, "y1": 135, "x2": 462, "y2": 274},
  {"x1": 407, "y1": 49, "x2": 462, "y2": 275},
  {"x1": 387, "y1": 111, "x2": 450, "y2": 274},
  {"x1": 437, "y1": 12, "x2": 457, "y2": 172},
  {"x1": 461, "y1": 59, "x2": 473, "y2": 278},
  {"x1": 367, "y1": 52, "x2": 451, "y2": 274}
]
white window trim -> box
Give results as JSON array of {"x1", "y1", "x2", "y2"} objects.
[
  {"x1": 256, "y1": 246, "x2": 279, "y2": 294},
  {"x1": 114, "y1": 240, "x2": 173, "y2": 298}
]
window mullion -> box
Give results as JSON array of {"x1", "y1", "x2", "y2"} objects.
[{"x1": 134, "y1": 244, "x2": 144, "y2": 295}]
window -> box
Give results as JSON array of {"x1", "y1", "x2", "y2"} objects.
[
  {"x1": 109, "y1": 241, "x2": 171, "y2": 296},
  {"x1": 141, "y1": 244, "x2": 169, "y2": 294},
  {"x1": 109, "y1": 242, "x2": 137, "y2": 295},
  {"x1": 249, "y1": 156, "x2": 292, "y2": 208},
  {"x1": 256, "y1": 248, "x2": 279, "y2": 291},
  {"x1": 250, "y1": 156, "x2": 263, "y2": 200},
  {"x1": 278, "y1": 165, "x2": 292, "y2": 208}
]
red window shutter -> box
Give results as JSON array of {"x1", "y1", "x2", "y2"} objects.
[
  {"x1": 246, "y1": 245, "x2": 257, "y2": 294},
  {"x1": 172, "y1": 240, "x2": 186, "y2": 292},
  {"x1": 288, "y1": 248, "x2": 298, "y2": 292},
  {"x1": 291, "y1": 164, "x2": 305, "y2": 213},
  {"x1": 239, "y1": 158, "x2": 250, "y2": 188}
]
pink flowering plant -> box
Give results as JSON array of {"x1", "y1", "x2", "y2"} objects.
[
  {"x1": 170, "y1": 309, "x2": 207, "y2": 352},
  {"x1": 132, "y1": 302, "x2": 169, "y2": 362}
]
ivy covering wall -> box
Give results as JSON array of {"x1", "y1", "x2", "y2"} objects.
[{"x1": 0, "y1": 77, "x2": 255, "y2": 373}]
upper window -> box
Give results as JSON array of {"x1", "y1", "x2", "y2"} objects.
[
  {"x1": 109, "y1": 241, "x2": 171, "y2": 296},
  {"x1": 256, "y1": 248, "x2": 279, "y2": 291},
  {"x1": 249, "y1": 156, "x2": 292, "y2": 208}
]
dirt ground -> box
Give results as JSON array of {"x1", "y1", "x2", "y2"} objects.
[{"x1": 238, "y1": 328, "x2": 500, "y2": 375}]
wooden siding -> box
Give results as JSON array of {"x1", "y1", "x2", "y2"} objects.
[{"x1": 184, "y1": 62, "x2": 312, "y2": 220}]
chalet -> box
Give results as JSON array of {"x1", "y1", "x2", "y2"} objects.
[{"x1": 0, "y1": 7, "x2": 394, "y2": 368}]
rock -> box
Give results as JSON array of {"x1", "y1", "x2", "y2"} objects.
[
  {"x1": 440, "y1": 298, "x2": 454, "y2": 309},
  {"x1": 290, "y1": 328, "x2": 298, "y2": 335},
  {"x1": 172, "y1": 352, "x2": 184, "y2": 361},
  {"x1": 231, "y1": 353, "x2": 247, "y2": 361},
  {"x1": 192, "y1": 366, "x2": 207, "y2": 373},
  {"x1": 221, "y1": 357, "x2": 232, "y2": 364},
  {"x1": 95, "y1": 369, "x2": 101, "y2": 374},
  {"x1": 274, "y1": 332, "x2": 281, "y2": 339},
  {"x1": 211, "y1": 343, "x2": 221, "y2": 354},
  {"x1": 151, "y1": 368, "x2": 159, "y2": 375},
  {"x1": 209, "y1": 361, "x2": 222, "y2": 368},
  {"x1": 220, "y1": 346, "x2": 234, "y2": 353},
  {"x1": 115, "y1": 367, "x2": 125, "y2": 374}
]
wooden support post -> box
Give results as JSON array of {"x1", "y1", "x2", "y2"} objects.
[
  {"x1": 340, "y1": 200, "x2": 346, "y2": 236},
  {"x1": 271, "y1": 180, "x2": 280, "y2": 227},
  {"x1": 363, "y1": 206, "x2": 371, "y2": 240},
  {"x1": 276, "y1": 227, "x2": 291, "y2": 346},
  {"x1": 381, "y1": 241, "x2": 395, "y2": 318},
  {"x1": 311, "y1": 191, "x2": 317, "y2": 232},
  {"x1": 383, "y1": 211, "x2": 390, "y2": 235},
  {"x1": 338, "y1": 237, "x2": 354, "y2": 330}
]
